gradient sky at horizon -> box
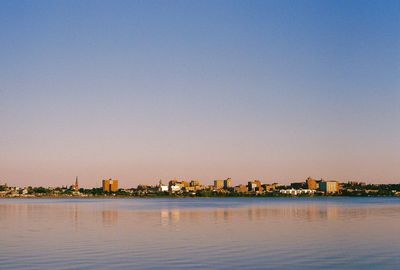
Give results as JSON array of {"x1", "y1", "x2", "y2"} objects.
[{"x1": 1, "y1": 0, "x2": 399, "y2": 188}]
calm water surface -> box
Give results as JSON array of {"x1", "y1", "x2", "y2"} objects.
[{"x1": 1, "y1": 197, "x2": 399, "y2": 269}]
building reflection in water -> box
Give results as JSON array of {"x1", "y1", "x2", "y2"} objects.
[
  {"x1": 160, "y1": 209, "x2": 180, "y2": 226},
  {"x1": 158, "y1": 206, "x2": 349, "y2": 227},
  {"x1": 213, "y1": 208, "x2": 232, "y2": 223},
  {"x1": 102, "y1": 210, "x2": 118, "y2": 226},
  {"x1": 0, "y1": 202, "x2": 375, "y2": 233},
  {"x1": 70, "y1": 204, "x2": 79, "y2": 231}
]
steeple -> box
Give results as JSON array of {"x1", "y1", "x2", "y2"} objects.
[{"x1": 75, "y1": 176, "x2": 79, "y2": 190}]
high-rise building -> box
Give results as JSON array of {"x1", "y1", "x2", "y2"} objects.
[
  {"x1": 214, "y1": 180, "x2": 224, "y2": 190},
  {"x1": 223, "y1": 178, "x2": 232, "y2": 189},
  {"x1": 102, "y1": 179, "x2": 119, "y2": 192},
  {"x1": 306, "y1": 177, "x2": 318, "y2": 190},
  {"x1": 319, "y1": 181, "x2": 339, "y2": 194}
]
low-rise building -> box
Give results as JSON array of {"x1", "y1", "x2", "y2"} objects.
[
  {"x1": 280, "y1": 188, "x2": 315, "y2": 196},
  {"x1": 291, "y1": 182, "x2": 306, "y2": 189},
  {"x1": 158, "y1": 180, "x2": 169, "y2": 192},
  {"x1": 262, "y1": 184, "x2": 275, "y2": 192},
  {"x1": 170, "y1": 185, "x2": 181, "y2": 193},
  {"x1": 159, "y1": 185, "x2": 168, "y2": 192},
  {"x1": 234, "y1": 185, "x2": 248, "y2": 193},
  {"x1": 190, "y1": 180, "x2": 200, "y2": 187},
  {"x1": 248, "y1": 180, "x2": 262, "y2": 192}
]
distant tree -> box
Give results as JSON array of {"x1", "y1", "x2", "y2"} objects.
[
  {"x1": 33, "y1": 187, "x2": 50, "y2": 194},
  {"x1": 89, "y1": 188, "x2": 105, "y2": 196}
]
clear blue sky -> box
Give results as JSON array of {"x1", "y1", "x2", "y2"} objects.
[{"x1": 1, "y1": 0, "x2": 399, "y2": 187}]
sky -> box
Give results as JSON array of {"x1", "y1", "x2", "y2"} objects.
[{"x1": 1, "y1": 0, "x2": 399, "y2": 188}]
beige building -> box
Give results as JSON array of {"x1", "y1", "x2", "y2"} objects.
[
  {"x1": 320, "y1": 181, "x2": 339, "y2": 194},
  {"x1": 214, "y1": 180, "x2": 224, "y2": 190},
  {"x1": 223, "y1": 178, "x2": 232, "y2": 189},
  {"x1": 262, "y1": 184, "x2": 274, "y2": 192},
  {"x1": 248, "y1": 180, "x2": 262, "y2": 192},
  {"x1": 102, "y1": 179, "x2": 119, "y2": 192},
  {"x1": 234, "y1": 185, "x2": 248, "y2": 193},
  {"x1": 190, "y1": 180, "x2": 200, "y2": 187}
]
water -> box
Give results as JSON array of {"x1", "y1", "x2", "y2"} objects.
[{"x1": 1, "y1": 198, "x2": 399, "y2": 269}]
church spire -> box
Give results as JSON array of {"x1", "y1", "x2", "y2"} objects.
[{"x1": 75, "y1": 176, "x2": 79, "y2": 190}]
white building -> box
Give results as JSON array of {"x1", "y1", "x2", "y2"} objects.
[
  {"x1": 159, "y1": 185, "x2": 168, "y2": 192},
  {"x1": 169, "y1": 185, "x2": 181, "y2": 193},
  {"x1": 279, "y1": 188, "x2": 315, "y2": 196}
]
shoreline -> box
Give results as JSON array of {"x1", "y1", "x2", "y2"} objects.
[{"x1": 1, "y1": 195, "x2": 399, "y2": 200}]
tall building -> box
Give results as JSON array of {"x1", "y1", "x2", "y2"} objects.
[
  {"x1": 102, "y1": 179, "x2": 119, "y2": 192},
  {"x1": 320, "y1": 181, "x2": 339, "y2": 194},
  {"x1": 306, "y1": 177, "x2": 318, "y2": 190},
  {"x1": 214, "y1": 180, "x2": 224, "y2": 190},
  {"x1": 223, "y1": 178, "x2": 232, "y2": 189}
]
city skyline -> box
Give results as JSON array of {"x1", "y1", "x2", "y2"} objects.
[
  {"x1": 1, "y1": 0, "x2": 399, "y2": 187},
  {"x1": 1, "y1": 174, "x2": 398, "y2": 190}
]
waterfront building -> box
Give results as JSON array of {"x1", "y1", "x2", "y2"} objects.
[
  {"x1": 21, "y1": 188, "x2": 29, "y2": 195},
  {"x1": 320, "y1": 181, "x2": 339, "y2": 194},
  {"x1": 248, "y1": 180, "x2": 262, "y2": 192},
  {"x1": 159, "y1": 185, "x2": 169, "y2": 192},
  {"x1": 184, "y1": 186, "x2": 197, "y2": 192},
  {"x1": 168, "y1": 179, "x2": 188, "y2": 193},
  {"x1": 168, "y1": 179, "x2": 178, "y2": 186},
  {"x1": 348, "y1": 181, "x2": 366, "y2": 186},
  {"x1": 280, "y1": 188, "x2": 315, "y2": 196},
  {"x1": 291, "y1": 182, "x2": 306, "y2": 189},
  {"x1": 214, "y1": 180, "x2": 224, "y2": 190},
  {"x1": 188, "y1": 180, "x2": 204, "y2": 191},
  {"x1": 102, "y1": 179, "x2": 119, "y2": 192},
  {"x1": 262, "y1": 184, "x2": 275, "y2": 192},
  {"x1": 169, "y1": 184, "x2": 181, "y2": 193},
  {"x1": 306, "y1": 177, "x2": 318, "y2": 190},
  {"x1": 234, "y1": 185, "x2": 248, "y2": 193},
  {"x1": 223, "y1": 178, "x2": 232, "y2": 189},
  {"x1": 158, "y1": 180, "x2": 168, "y2": 192},
  {"x1": 271, "y1": 183, "x2": 279, "y2": 189},
  {"x1": 181, "y1": 181, "x2": 190, "y2": 188},
  {"x1": 190, "y1": 180, "x2": 200, "y2": 187}
]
